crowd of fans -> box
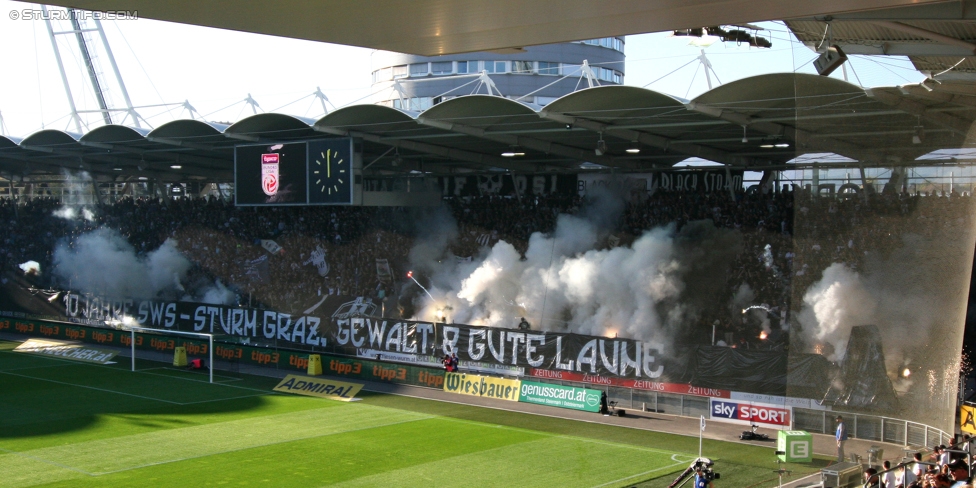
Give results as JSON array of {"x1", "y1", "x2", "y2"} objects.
[
  {"x1": 865, "y1": 437, "x2": 976, "y2": 487},
  {"x1": 1, "y1": 182, "x2": 973, "y2": 350}
]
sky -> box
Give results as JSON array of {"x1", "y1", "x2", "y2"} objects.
[{"x1": 0, "y1": 1, "x2": 926, "y2": 139}]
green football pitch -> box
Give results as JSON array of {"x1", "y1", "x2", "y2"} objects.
[{"x1": 0, "y1": 340, "x2": 827, "y2": 487}]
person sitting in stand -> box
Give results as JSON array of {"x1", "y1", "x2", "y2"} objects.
[
  {"x1": 881, "y1": 460, "x2": 895, "y2": 488},
  {"x1": 947, "y1": 459, "x2": 970, "y2": 484},
  {"x1": 863, "y1": 468, "x2": 880, "y2": 488}
]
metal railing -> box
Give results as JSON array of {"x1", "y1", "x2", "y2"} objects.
[{"x1": 534, "y1": 377, "x2": 953, "y2": 448}]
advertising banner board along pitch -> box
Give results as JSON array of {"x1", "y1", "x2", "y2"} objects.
[
  {"x1": 273, "y1": 374, "x2": 364, "y2": 401},
  {"x1": 518, "y1": 380, "x2": 602, "y2": 412},
  {"x1": 14, "y1": 338, "x2": 117, "y2": 364},
  {"x1": 443, "y1": 372, "x2": 520, "y2": 401}
]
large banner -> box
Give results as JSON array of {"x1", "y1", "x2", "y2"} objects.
[
  {"x1": 439, "y1": 174, "x2": 578, "y2": 197},
  {"x1": 0, "y1": 317, "x2": 447, "y2": 389},
  {"x1": 578, "y1": 170, "x2": 744, "y2": 197},
  {"x1": 2, "y1": 290, "x2": 815, "y2": 395},
  {"x1": 526, "y1": 368, "x2": 730, "y2": 398},
  {"x1": 46, "y1": 292, "x2": 672, "y2": 381}
]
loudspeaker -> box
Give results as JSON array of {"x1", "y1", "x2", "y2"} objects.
[{"x1": 814, "y1": 46, "x2": 847, "y2": 76}]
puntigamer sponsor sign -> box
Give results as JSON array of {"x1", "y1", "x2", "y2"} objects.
[
  {"x1": 443, "y1": 372, "x2": 520, "y2": 401},
  {"x1": 518, "y1": 380, "x2": 601, "y2": 412}
]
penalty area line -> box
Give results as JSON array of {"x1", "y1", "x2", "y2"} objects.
[
  {"x1": 178, "y1": 393, "x2": 274, "y2": 405},
  {"x1": 0, "y1": 445, "x2": 97, "y2": 476},
  {"x1": 130, "y1": 368, "x2": 276, "y2": 395},
  {"x1": 140, "y1": 367, "x2": 244, "y2": 383},
  {"x1": 0, "y1": 370, "x2": 182, "y2": 405},
  {"x1": 590, "y1": 459, "x2": 690, "y2": 488},
  {"x1": 91, "y1": 414, "x2": 436, "y2": 476}
]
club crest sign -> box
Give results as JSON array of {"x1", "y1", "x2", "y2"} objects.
[{"x1": 261, "y1": 153, "x2": 279, "y2": 196}]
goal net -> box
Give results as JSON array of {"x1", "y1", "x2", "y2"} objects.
[{"x1": 128, "y1": 327, "x2": 215, "y2": 383}]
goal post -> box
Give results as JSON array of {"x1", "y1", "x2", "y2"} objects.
[{"x1": 130, "y1": 327, "x2": 215, "y2": 383}]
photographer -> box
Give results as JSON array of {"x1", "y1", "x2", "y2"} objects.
[{"x1": 694, "y1": 465, "x2": 714, "y2": 488}]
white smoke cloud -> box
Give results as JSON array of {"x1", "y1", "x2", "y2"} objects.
[
  {"x1": 408, "y1": 195, "x2": 740, "y2": 344},
  {"x1": 797, "y1": 234, "x2": 968, "y2": 379},
  {"x1": 52, "y1": 170, "x2": 97, "y2": 221},
  {"x1": 52, "y1": 228, "x2": 191, "y2": 299},
  {"x1": 797, "y1": 263, "x2": 877, "y2": 360},
  {"x1": 198, "y1": 280, "x2": 236, "y2": 305}
]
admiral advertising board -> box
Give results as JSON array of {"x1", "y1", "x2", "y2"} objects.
[{"x1": 709, "y1": 398, "x2": 792, "y2": 427}]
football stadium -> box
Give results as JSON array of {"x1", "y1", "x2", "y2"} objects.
[{"x1": 4, "y1": 1, "x2": 976, "y2": 487}]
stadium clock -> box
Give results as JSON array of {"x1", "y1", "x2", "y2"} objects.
[{"x1": 308, "y1": 139, "x2": 354, "y2": 204}]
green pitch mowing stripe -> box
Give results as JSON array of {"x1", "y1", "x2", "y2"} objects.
[
  {"x1": 16, "y1": 413, "x2": 692, "y2": 488},
  {"x1": 0, "y1": 404, "x2": 432, "y2": 487},
  {"x1": 0, "y1": 341, "x2": 826, "y2": 487},
  {"x1": 328, "y1": 432, "x2": 692, "y2": 488}
]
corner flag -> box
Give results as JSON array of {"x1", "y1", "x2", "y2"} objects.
[{"x1": 700, "y1": 415, "x2": 706, "y2": 431}]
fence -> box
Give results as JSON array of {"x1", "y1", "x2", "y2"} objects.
[
  {"x1": 531, "y1": 377, "x2": 952, "y2": 448},
  {"x1": 793, "y1": 408, "x2": 953, "y2": 448}
]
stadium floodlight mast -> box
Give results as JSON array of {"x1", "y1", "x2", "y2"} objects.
[{"x1": 129, "y1": 327, "x2": 215, "y2": 383}]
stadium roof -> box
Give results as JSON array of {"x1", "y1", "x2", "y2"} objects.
[
  {"x1": 1, "y1": 73, "x2": 973, "y2": 183},
  {"x1": 25, "y1": 0, "x2": 944, "y2": 56},
  {"x1": 786, "y1": 1, "x2": 976, "y2": 81}
]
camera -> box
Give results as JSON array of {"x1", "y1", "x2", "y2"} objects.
[
  {"x1": 695, "y1": 459, "x2": 721, "y2": 481},
  {"x1": 669, "y1": 457, "x2": 720, "y2": 487}
]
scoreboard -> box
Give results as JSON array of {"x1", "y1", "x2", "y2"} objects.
[{"x1": 234, "y1": 138, "x2": 354, "y2": 206}]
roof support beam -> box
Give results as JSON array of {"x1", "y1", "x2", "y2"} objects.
[
  {"x1": 870, "y1": 20, "x2": 976, "y2": 54},
  {"x1": 864, "y1": 88, "x2": 975, "y2": 136},
  {"x1": 896, "y1": 85, "x2": 976, "y2": 109},
  {"x1": 20, "y1": 144, "x2": 228, "y2": 180},
  {"x1": 538, "y1": 111, "x2": 755, "y2": 166},
  {"x1": 147, "y1": 136, "x2": 227, "y2": 152},
  {"x1": 78, "y1": 141, "x2": 232, "y2": 171},
  {"x1": 685, "y1": 101, "x2": 868, "y2": 160},
  {"x1": 314, "y1": 125, "x2": 531, "y2": 172},
  {"x1": 416, "y1": 116, "x2": 629, "y2": 169}
]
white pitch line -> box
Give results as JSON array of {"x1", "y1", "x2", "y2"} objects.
[
  {"x1": 0, "y1": 362, "x2": 75, "y2": 373},
  {"x1": 139, "y1": 367, "x2": 244, "y2": 383},
  {"x1": 590, "y1": 459, "x2": 690, "y2": 488},
  {"x1": 0, "y1": 370, "x2": 183, "y2": 405},
  {"x1": 0, "y1": 445, "x2": 96, "y2": 476},
  {"x1": 2, "y1": 348, "x2": 273, "y2": 397},
  {"x1": 178, "y1": 393, "x2": 273, "y2": 405},
  {"x1": 91, "y1": 414, "x2": 435, "y2": 476},
  {"x1": 437, "y1": 415, "x2": 689, "y2": 456}
]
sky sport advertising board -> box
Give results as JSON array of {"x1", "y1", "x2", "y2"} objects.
[{"x1": 709, "y1": 398, "x2": 792, "y2": 427}]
